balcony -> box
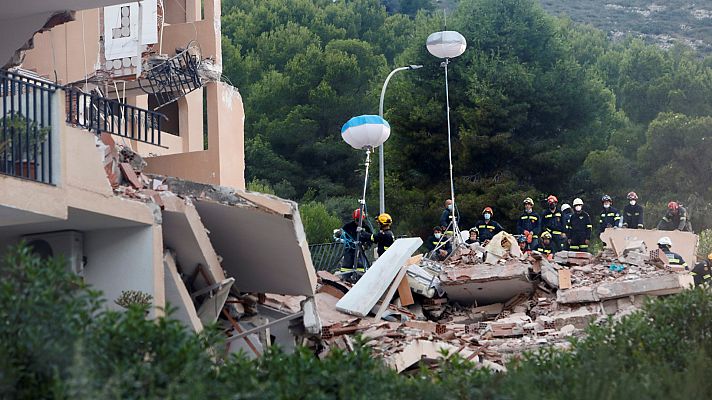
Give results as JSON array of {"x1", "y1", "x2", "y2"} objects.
[{"x1": 0, "y1": 69, "x2": 58, "y2": 184}]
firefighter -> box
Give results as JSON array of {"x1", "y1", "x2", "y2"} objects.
[
  {"x1": 691, "y1": 253, "x2": 712, "y2": 286},
  {"x1": 426, "y1": 226, "x2": 451, "y2": 261},
  {"x1": 535, "y1": 231, "x2": 555, "y2": 259},
  {"x1": 561, "y1": 203, "x2": 573, "y2": 235},
  {"x1": 339, "y1": 209, "x2": 372, "y2": 273},
  {"x1": 622, "y1": 191, "x2": 644, "y2": 229},
  {"x1": 657, "y1": 236, "x2": 687, "y2": 269},
  {"x1": 476, "y1": 207, "x2": 504, "y2": 243},
  {"x1": 439, "y1": 199, "x2": 458, "y2": 232},
  {"x1": 657, "y1": 201, "x2": 692, "y2": 231},
  {"x1": 598, "y1": 194, "x2": 621, "y2": 234},
  {"x1": 517, "y1": 235, "x2": 531, "y2": 255},
  {"x1": 567, "y1": 198, "x2": 592, "y2": 251},
  {"x1": 542, "y1": 195, "x2": 566, "y2": 252},
  {"x1": 369, "y1": 213, "x2": 395, "y2": 256},
  {"x1": 517, "y1": 197, "x2": 541, "y2": 248},
  {"x1": 465, "y1": 228, "x2": 480, "y2": 245}
]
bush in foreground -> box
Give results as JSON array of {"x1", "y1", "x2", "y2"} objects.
[{"x1": 1, "y1": 244, "x2": 710, "y2": 399}]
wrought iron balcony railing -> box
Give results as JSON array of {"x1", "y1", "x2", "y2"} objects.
[{"x1": 0, "y1": 70, "x2": 58, "y2": 184}]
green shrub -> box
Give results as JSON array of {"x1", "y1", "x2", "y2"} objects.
[
  {"x1": 698, "y1": 228, "x2": 712, "y2": 260},
  {"x1": 299, "y1": 201, "x2": 342, "y2": 244}
]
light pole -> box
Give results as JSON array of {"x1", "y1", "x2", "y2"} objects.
[
  {"x1": 378, "y1": 64, "x2": 422, "y2": 215},
  {"x1": 341, "y1": 115, "x2": 391, "y2": 271},
  {"x1": 426, "y1": 30, "x2": 467, "y2": 244}
]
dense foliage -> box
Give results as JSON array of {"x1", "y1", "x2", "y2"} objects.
[
  {"x1": 2, "y1": 244, "x2": 712, "y2": 399},
  {"x1": 223, "y1": 0, "x2": 712, "y2": 242}
]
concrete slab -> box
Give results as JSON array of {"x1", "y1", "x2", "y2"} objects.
[
  {"x1": 163, "y1": 251, "x2": 203, "y2": 332},
  {"x1": 600, "y1": 228, "x2": 698, "y2": 265},
  {"x1": 160, "y1": 193, "x2": 226, "y2": 291},
  {"x1": 440, "y1": 262, "x2": 534, "y2": 305},
  {"x1": 336, "y1": 238, "x2": 423, "y2": 317},
  {"x1": 557, "y1": 273, "x2": 694, "y2": 304},
  {"x1": 155, "y1": 176, "x2": 317, "y2": 296}
]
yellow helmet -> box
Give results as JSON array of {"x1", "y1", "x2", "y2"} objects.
[
  {"x1": 377, "y1": 213, "x2": 392, "y2": 226},
  {"x1": 707, "y1": 252, "x2": 712, "y2": 261},
  {"x1": 540, "y1": 231, "x2": 552, "y2": 240}
]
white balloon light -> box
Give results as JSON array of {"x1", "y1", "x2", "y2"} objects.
[
  {"x1": 426, "y1": 31, "x2": 467, "y2": 59},
  {"x1": 341, "y1": 115, "x2": 391, "y2": 150}
]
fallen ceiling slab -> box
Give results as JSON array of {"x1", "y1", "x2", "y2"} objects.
[
  {"x1": 600, "y1": 228, "x2": 698, "y2": 265},
  {"x1": 440, "y1": 262, "x2": 534, "y2": 305},
  {"x1": 152, "y1": 176, "x2": 317, "y2": 296},
  {"x1": 163, "y1": 251, "x2": 203, "y2": 332},
  {"x1": 160, "y1": 193, "x2": 226, "y2": 291}
]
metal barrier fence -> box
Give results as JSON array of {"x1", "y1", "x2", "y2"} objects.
[
  {"x1": 0, "y1": 70, "x2": 57, "y2": 184},
  {"x1": 308, "y1": 242, "x2": 344, "y2": 272}
]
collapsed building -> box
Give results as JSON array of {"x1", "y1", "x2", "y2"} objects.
[{"x1": 310, "y1": 230, "x2": 698, "y2": 372}]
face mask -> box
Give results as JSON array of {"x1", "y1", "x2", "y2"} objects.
[
  {"x1": 630, "y1": 200, "x2": 636, "y2": 206},
  {"x1": 525, "y1": 205, "x2": 532, "y2": 212},
  {"x1": 575, "y1": 205, "x2": 582, "y2": 212},
  {"x1": 550, "y1": 204, "x2": 557, "y2": 210},
  {"x1": 603, "y1": 203, "x2": 610, "y2": 209},
  {"x1": 434, "y1": 233, "x2": 442, "y2": 239},
  {"x1": 447, "y1": 204, "x2": 453, "y2": 211},
  {"x1": 484, "y1": 213, "x2": 491, "y2": 220}
]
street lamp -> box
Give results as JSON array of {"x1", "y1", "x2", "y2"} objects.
[
  {"x1": 378, "y1": 64, "x2": 422, "y2": 215},
  {"x1": 342, "y1": 115, "x2": 391, "y2": 270},
  {"x1": 426, "y1": 30, "x2": 467, "y2": 243}
]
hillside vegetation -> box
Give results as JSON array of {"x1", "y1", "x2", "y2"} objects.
[{"x1": 221, "y1": 0, "x2": 712, "y2": 242}]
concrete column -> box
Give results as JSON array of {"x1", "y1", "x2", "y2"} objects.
[
  {"x1": 206, "y1": 81, "x2": 245, "y2": 190},
  {"x1": 178, "y1": 88, "x2": 204, "y2": 152}
]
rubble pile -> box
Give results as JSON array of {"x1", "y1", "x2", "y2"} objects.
[{"x1": 315, "y1": 232, "x2": 696, "y2": 372}]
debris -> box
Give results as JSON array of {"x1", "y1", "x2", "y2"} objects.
[
  {"x1": 439, "y1": 261, "x2": 534, "y2": 305},
  {"x1": 336, "y1": 238, "x2": 422, "y2": 317}
]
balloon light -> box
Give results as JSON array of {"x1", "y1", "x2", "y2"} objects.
[
  {"x1": 341, "y1": 115, "x2": 391, "y2": 150},
  {"x1": 426, "y1": 31, "x2": 467, "y2": 59}
]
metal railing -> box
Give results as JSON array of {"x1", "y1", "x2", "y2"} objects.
[
  {"x1": 138, "y1": 45, "x2": 202, "y2": 109},
  {"x1": 0, "y1": 70, "x2": 57, "y2": 184},
  {"x1": 65, "y1": 87, "x2": 165, "y2": 146},
  {"x1": 309, "y1": 242, "x2": 345, "y2": 272}
]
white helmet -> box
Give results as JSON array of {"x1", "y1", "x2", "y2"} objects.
[
  {"x1": 561, "y1": 203, "x2": 571, "y2": 212},
  {"x1": 657, "y1": 236, "x2": 672, "y2": 247},
  {"x1": 573, "y1": 198, "x2": 584, "y2": 206}
]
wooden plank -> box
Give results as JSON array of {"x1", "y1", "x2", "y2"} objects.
[
  {"x1": 558, "y1": 269, "x2": 572, "y2": 289},
  {"x1": 336, "y1": 238, "x2": 422, "y2": 317},
  {"x1": 374, "y1": 266, "x2": 409, "y2": 320},
  {"x1": 396, "y1": 273, "x2": 415, "y2": 306}
]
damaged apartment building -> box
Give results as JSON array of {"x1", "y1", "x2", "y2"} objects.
[{"x1": 0, "y1": 0, "x2": 321, "y2": 357}]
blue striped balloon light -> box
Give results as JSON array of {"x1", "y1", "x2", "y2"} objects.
[{"x1": 341, "y1": 115, "x2": 391, "y2": 150}]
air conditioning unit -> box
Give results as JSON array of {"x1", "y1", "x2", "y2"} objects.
[{"x1": 23, "y1": 230, "x2": 85, "y2": 276}]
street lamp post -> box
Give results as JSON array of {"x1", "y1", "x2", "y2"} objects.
[
  {"x1": 341, "y1": 115, "x2": 391, "y2": 271},
  {"x1": 426, "y1": 30, "x2": 467, "y2": 244},
  {"x1": 378, "y1": 65, "x2": 422, "y2": 215}
]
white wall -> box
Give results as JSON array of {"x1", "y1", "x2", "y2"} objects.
[{"x1": 84, "y1": 226, "x2": 156, "y2": 311}]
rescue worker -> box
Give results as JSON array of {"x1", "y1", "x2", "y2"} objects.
[
  {"x1": 426, "y1": 226, "x2": 451, "y2": 261},
  {"x1": 561, "y1": 203, "x2": 573, "y2": 235},
  {"x1": 535, "y1": 231, "x2": 555, "y2": 259},
  {"x1": 439, "y1": 199, "x2": 458, "y2": 232},
  {"x1": 369, "y1": 213, "x2": 395, "y2": 256},
  {"x1": 598, "y1": 194, "x2": 621, "y2": 234},
  {"x1": 476, "y1": 207, "x2": 504, "y2": 243},
  {"x1": 517, "y1": 197, "x2": 541, "y2": 248},
  {"x1": 657, "y1": 236, "x2": 687, "y2": 269},
  {"x1": 691, "y1": 253, "x2": 712, "y2": 286},
  {"x1": 339, "y1": 208, "x2": 372, "y2": 273},
  {"x1": 567, "y1": 198, "x2": 592, "y2": 251},
  {"x1": 517, "y1": 235, "x2": 531, "y2": 255},
  {"x1": 465, "y1": 228, "x2": 480, "y2": 245},
  {"x1": 657, "y1": 201, "x2": 692, "y2": 231},
  {"x1": 542, "y1": 195, "x2": 566, "y2": 252},
  {"x1": 622, "y1": 191, "x2": 644, "y2": 229}
]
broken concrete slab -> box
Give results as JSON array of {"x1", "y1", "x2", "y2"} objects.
[
  {"x1": 163, "y1": 251, "x2": 203, "y2": 332},
  {"x1": 600, "y1": 228, "x2": 698, "y2": 266},
  {"x1": 382, "y1": 339, "x2": 479, "y2": 373},
  {"x1": 196, "y1": 278, "x2": 234, "y2": 325},
  {"x1": 336, "y1": 238, "x2": 423, "y2": 317},
  {"x1": 440, "y1": 262, "x2": 534, "y2": 305},
  {"x1": 160, "y1": 192, "x2": 226, "y2": 291},
  {"x1": 154, "y1": 175, "x2": 318, "y2": 296},
  {"x1": 557, "y1": 273, "x2": 694, "y2": 304}
]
